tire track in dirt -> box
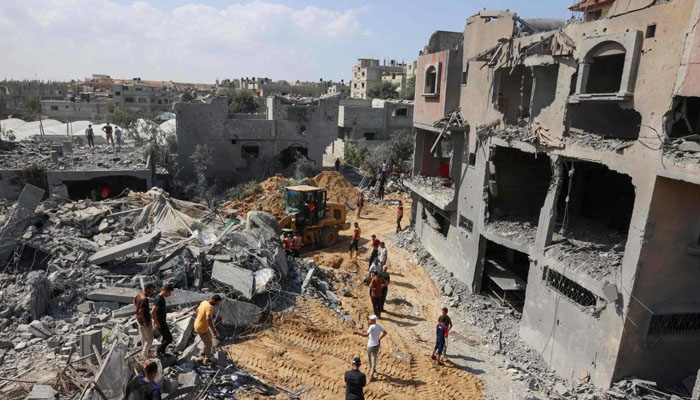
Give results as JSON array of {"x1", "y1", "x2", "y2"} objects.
[{"x1": 225, "y1": 199, "x2": 483, "y2": 399}]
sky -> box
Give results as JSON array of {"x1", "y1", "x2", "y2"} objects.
[{"x1": 0, "y1": 0, "x2": 575, "y2": 84}]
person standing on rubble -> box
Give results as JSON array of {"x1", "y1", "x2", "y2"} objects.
[
  {"x1": 344, "y1": 356, "x2": 366, "y2": 400},
  {"x1": 115, "y1": 126, "x2": 122, "y2": 148},
  {"x1": 396, "y1": 201, "x2": 403, "y2": 233},
  {"x1": 368, "y1": 273, "x2": 388, "y2": 318},
  {"x1": 125, "y1": 359, "x2": 162, "y2": 400},
  {"x1": 85, "y1": 124, "x2": 95, "y2": 148},
  {"x1": 353, "y1": 315, "x2": 387, "y2": 382},
  {"x1": 134, "y1": 283, "x2": 156, "y2": 358},
  {"x1": 151, "y1": 283, "x2": 174, "y2": 358},
  {"x1": 356, "y1": 191, "x2": 364, "y2": 218},
  {"x1": 194, "y1": 294, "x2": 222, "y2": 364},
  {"x1": 349, "y1": 222, "x2": 361, "y2": 258},
  {"x1": 292, "y1": 231, "x2": 303, "y2": 257},
  {"x1": 102, "y1": 123, "x2": 115, "y2": 148},
  {"x1": 377, "y1": 179, "x2": 385, "y2": 200}
]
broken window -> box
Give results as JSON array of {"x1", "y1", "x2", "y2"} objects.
[
  {"x1": 494, "y1": 65, "x2": 533, "y2": 125},
  {"x1": 543, "y1": 267, "x2": 598, "y2": 307},
  {"x1": 531, "y1": 64, "x2": 559, "y2": 119},
  {"x1": 568, "y1": 102, "x2": 641, "y2": 140},
  {"x1": 666, "y1": 96, "x2": 700, "y2": 139},
  {"x1": 648, "y1": 313, "x2": 700, "y2": 336},
  {"x1": 423, "y1": 201, "x2": 449, "y2": 237},
  {"x1": 479, "y1": 240, "x2": 529, "y2": 312},
  {"x1": 645, "y1": 24, "x2": 657, "y2": 39},
  {"x1": 584, "y1": 42, "x2": 626, "y2": 94},
  {"x1": 395, "y1": 108, "x2": 408, "y2": 117},
  {"x1": 50, "y1": 106, "x2": 58, "y2": 111},
  {"x1": 363, "y1": 132, "x2": 376, "y2": 140},
  {"x1": 425, "y1": 66, "x2": 438, "y2": 95},
  {"x1": 461, "y1": 64, "x2": 469, "y2": 86},
  {"x1": 487, "y1": 147, "x2": 551, "y2": 243},
  {"x1": 585, "y1": 9, "x2": 602, "y2": 22},
  {"x1": 242, "y1": 144, "x2": 260, "y2": 159},
  {"x1": 556, "y1": 161, "x2": 635, "y2": 248}
]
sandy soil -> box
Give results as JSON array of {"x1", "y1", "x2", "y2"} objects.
[{"x1": 225, "y1": 198, "x2": 484, "y2": 399}]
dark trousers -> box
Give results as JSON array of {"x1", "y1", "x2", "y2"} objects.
[
  {"x1": 378, "y1": 186, "x2": 384, "y2": 199},
  {"x1": 371, "y1": 296, "x2": 382, "y2": 318},
  {"x1": 396, "y1": 216, "x2": 403, "y2": 233},
  {"x1": 156, "y1": 323, "x2": 173, "y2": 355},
  {"x1": 349, "y1": 239, "x2": 359, "y2": 252},
  {"x1": 87, "y1": 135, "x2": 94, "y2": 147},
  {"x1": 368, "y1": 248, "x2": 378, "y2": 267},
  {"x1": 380, "y1": 287, "x2": 388, "y2": 312}
]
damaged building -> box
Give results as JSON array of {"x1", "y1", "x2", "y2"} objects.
[
  {"x1": 176, "y1": 95, "x2": 339, "y2": 183},
  {"x1": 407, "y1": 2, "x2": 700, "y2": 389}
]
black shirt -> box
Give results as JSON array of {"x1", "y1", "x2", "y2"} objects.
[
  {"x1": 103, "y1": 125, "x2": 113, "y2": 134},
  {"x1": 153, "y1": 295, "x2": 167, "y2": 326},
  {"x1": 344, "y1": 369, "x2": 366, "y2": 400},
  {"x1": 439, "y1": 315, "x2": 453, "y2": 329}
]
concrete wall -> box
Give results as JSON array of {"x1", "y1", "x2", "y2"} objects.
[
  {"x1": 176, "y1": 96, "x2": 339, "y2": 183},
  {"x1": 408, "y1": 2, "x2": 700, "y2": 389},
  {"x1": 413, "y1": 49, "x2": 462, "y2": 128},
  {"x1": 41, "y1": 100, "x2": 110, "y2": 121},
  {"x1": 338, "y1": 102, "x2": 413, "y2": 140}
]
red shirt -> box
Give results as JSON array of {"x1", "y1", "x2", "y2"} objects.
[{"x1": 372, "y1": 238, "x2": 380, "y2": 248}]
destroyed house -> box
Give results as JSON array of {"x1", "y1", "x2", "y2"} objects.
[
  {"x1": 408, "y1": 4, "x2": 700, "y2": 389},
  {"x1": 175, "y1": 96, "x2": 339, "y2": 184}
]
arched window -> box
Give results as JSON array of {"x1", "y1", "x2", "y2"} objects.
[
  {"x1": 425, "y1": 66, "x2": 438, "y2": 95},
  {"x1": 584, "y1": 41, "x2": 626, "y2": 94}
]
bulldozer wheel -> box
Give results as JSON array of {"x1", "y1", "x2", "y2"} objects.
[{"x1": 320, "y1": 227, "x2": 339, "y2": 247}]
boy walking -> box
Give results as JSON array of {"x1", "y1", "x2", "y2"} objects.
[{"x1": 431, "y1": 316, "x2": 450, "y2": 366}]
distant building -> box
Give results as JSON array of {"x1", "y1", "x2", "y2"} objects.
[
  {"x1": 41, "y1": 98, "x2": 111, "y2": 121},
  {"x1": 113, "y1": 79, "x2": 177, "y2": 113},
  {"x1": 175, "y1": 96, "x2": 339, "y2": 184},
  {"x1": 350, "y1": 59, "x2": 416, "y2": 100},
  {"x1": 0, "y1": 80, "x2": 70, "y2": 117}
]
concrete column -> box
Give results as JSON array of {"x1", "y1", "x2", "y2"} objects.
[
  {"x1": 80, "y1": 330, "x2": 102, "y2": 362},
  {"x1": 534, "y1": 156, "x2": 562, "y2": 257}
]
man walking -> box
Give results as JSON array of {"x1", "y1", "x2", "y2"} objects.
[
  {"x1": 344, "y1": 356, "x2": 366, "y2": 400},
  {"x1": 369, "y1": 273, "x2": 387, "y2": 318},
  {"x1": 194, "y1": 294, "x2": 222, "y2": 363},
  {"x1": 368, "y1": 235, "x2": 380, "y2": 267},
  {"x1": 102, "y1": 123, "x2": 114, "y2": 148},
  {"x1": 378, "y1": 268, "x2": 390, "y2": 313},
  {"x1": 134, "y1": 283, "x2": 156, "y2": 358},
  {"x1": 85, "y1": 124, "x2": 95, "y2": 148},
  {"x1": 151, "y1": 283, "x2": 174, "y2": 358},
  {"x1": 396, "y1": 201, "x2": 404, "y2": 233},
  {"x1": 125, "y1": 360, "x2": 162, "y2": 400},
  {"x1": 335, "y1": 158, "x2": 341, "y2": 172},
  {"x1": 378, "y1": 242, "x2": 388, "y2": 269},
  {"x1": 349, "y1": 222, "x2": 361, "y2": 259},
  {"x1": 353, "y1": 315, "x2": 387, "y2": 382},
  {"x1": 356, "y1": 192, "x2": 364, "y2": 218}
]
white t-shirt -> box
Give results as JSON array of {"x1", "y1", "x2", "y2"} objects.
[
  {"x1": 379, "y1": 248, "x2": 388, "y2": 263},
  {"x1": 368, "y1": 263, "x2": 380, "y2": 276},
  {"x1": 367, "y1": 323, "x2": 384, "y2": 347}
]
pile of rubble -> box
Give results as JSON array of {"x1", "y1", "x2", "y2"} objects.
[
  {"x1": 391, "y1": 227, "x2": 696, "y2": 400},
  {"x1": 0, "y1": 183, "x2": 304, "y2": 399},
  {"x1": 403, "y1": 175, "x2": 454, "y2": 204}
]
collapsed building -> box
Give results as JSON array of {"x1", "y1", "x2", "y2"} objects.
[
  {"x1": 406, "y1": 2, "x2": 700, "y2": 389},
  {"x1": 176, "y1": 95, "x2": 339, "y2": 184},
  {"x1": 325, "y1": 99, "x2": 414, "y2": 162}
]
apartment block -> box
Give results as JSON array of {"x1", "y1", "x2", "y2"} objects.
[
  {"x1": 350, "y1": 59, "x2": 415, "y2": 99},
  {"x1": 407, "y1": 3, "x2": 700, "y2": 389}
]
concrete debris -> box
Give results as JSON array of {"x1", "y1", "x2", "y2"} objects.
[
  {"x1": 88, "y1": 230, "x2": 162, "y2": 264},
  {"x1": 211, "y1": 261, "x2": 255, "y2": 299},
  {"x1": 0, "y1": 184, "x2": 44, "y2": 264},
  {"x1": 25, "y1": 385, "x2": 57, "y2": 400},
  {"x1": 87, "y1": 287, "x2": 140, "y2": 303},
  {"x1": 217, "y1": 298, "x2": 263, "y2": 328}
]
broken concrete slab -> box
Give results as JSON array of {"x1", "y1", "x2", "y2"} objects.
[
  {"x1": 177, "y1": 371, "x2": 202, "y2": 387},
  {"x1": 112, "y1": 289, "x2": 211, "y2": 317},
  {"x1": 25, "y1": 384, "x2": 57, "y2": 400},
  {"x1": 92, "y1": 342, "x2": 128, "y2": 400},
  {"x1": 272, "y1": 246, "x2": 288, "y2": 278},
  {"x1": 80, "y1": 330, "x2": 102, "y2": 360},
  {"x1": 87, "y1": 287, "x2": 140, "y2": 304},
  {"x1": 28, "y1": 320, "x2": 51, "y2": 339},
  {"x1": 254, "y1": 268, "x2": 275, "y2": 295},
  {"x1": 217, "y1": 298, "x2": 262, "y2": 328},
  {"x1": 211, "y1": 261, "x2": 254, "y2": 300},
  {"x1": 0, "y1": 184, "x2": 44, "y2": 264},
  {"x1": 88, "y1": 230, "x2": 161, "y2": 265},
  {"x1": 174, "y1": 316, "x2": 194, "y2": 352},
  {"x1": 301, "y1": 267, "x2": 316, "y2": 293}
]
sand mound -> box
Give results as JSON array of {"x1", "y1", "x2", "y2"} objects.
[{"x1": 307, "y1": 171, "x2": 358, "y2": 206}]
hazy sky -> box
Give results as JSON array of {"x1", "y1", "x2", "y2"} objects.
[{"x1": 1, "y1": 0, "x2": 575, "y2": 83}]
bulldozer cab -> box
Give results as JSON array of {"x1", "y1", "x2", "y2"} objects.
[{"x1": 285, "y1": 185, "x2": 327, "y2": 227}]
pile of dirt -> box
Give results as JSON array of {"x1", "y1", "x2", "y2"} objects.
[
  {"x1": 221, "y1": 174, "x2": 290, "y2": 218},
  {"x1": 307, "y1": 171, "x2": 358, "y2": 206}
]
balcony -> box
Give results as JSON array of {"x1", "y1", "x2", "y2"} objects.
[{"x1": 404, "y1": 175, "x2": 456, "y2": 210}]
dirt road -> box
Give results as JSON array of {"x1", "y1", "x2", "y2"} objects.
[{"x1": 226, "y1": 197, "x2": 483, "y2": 399}]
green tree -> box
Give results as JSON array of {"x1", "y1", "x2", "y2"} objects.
[
  {"x1": 228, "y1": 89, "x2": 259, "y2": 113},
  {"x1": 400, "y1": 76, "x2": 416, "y2": 100},
  {"x1": 13, "y1": 96, "x2": 42, "y2": 121},
  {"x1": 367, "y1": 81, "x2": 399, "y2": 100}
]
